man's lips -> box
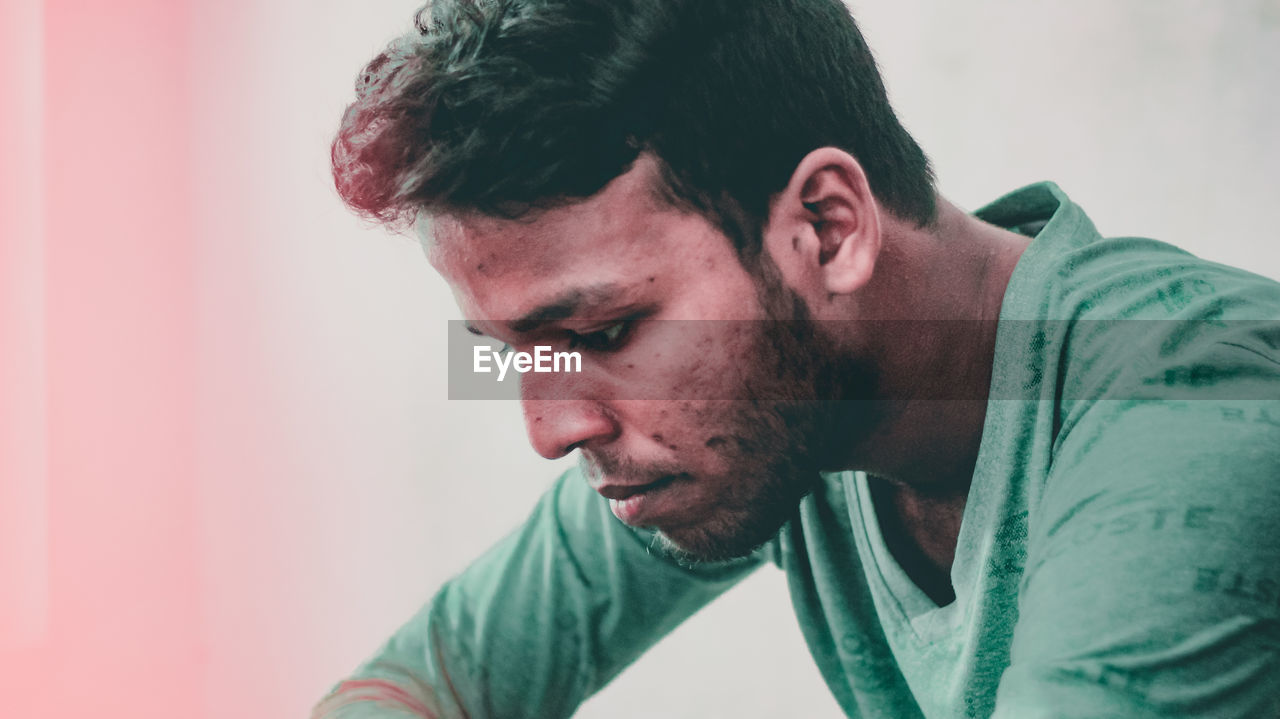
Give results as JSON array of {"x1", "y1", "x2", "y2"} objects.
[
  {"x1": 591, "y1": 475, "x2": 676, "y2": 501},
  {"x1": 592, "y1": 474, "x2": 688, "y2": 526}
]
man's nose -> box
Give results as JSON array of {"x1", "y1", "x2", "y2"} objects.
[{"x1": 521, "y1": 392, "x2": 619, "y2": 460}]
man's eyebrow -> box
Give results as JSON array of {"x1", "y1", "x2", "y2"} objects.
[
  {"x1": 462, "y1": 284, "x2": 627, "y2": 338},
  {"x1": 508, "y1": 284, "x2": 626, "y2": 335}
]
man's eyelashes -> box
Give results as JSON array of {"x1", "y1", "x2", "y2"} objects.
[{"x1": 565, "y1": 320, "x2": 633, "y2": 353}]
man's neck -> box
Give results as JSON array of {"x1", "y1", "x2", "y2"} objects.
[
  {"x1": 840, "y1": 197, "x2": 1031, "y2": 496},
  {"x1": 828, "y1": 197, "x2": 1031, "y2": 601}
]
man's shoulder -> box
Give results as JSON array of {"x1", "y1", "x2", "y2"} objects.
[
  {"x1": 1051, "y1": 242, "x2": 1280, "y2": 407},
  {"x1": 986, "y1": 182, "x2": 1280, "y2": 324},
  {"x1": 988, "y1": 185, "x2": 1280, "y2": 407}
]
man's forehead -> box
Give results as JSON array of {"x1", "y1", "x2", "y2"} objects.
[
  {"x1": 417, "y1": 154, "x2": 673, "y2": 263},
  {"x1": 416, "y1": 213, "x2": 470, "y2": 269},
  {"x1": 418, "y1": 211, "x2": 535, "y2": 284}
]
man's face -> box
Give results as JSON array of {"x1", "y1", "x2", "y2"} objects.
[{"x1": 428, "y1": 157, "x2": 865, "y2": 561}]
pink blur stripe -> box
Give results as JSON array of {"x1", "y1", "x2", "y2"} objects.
[
  {"x1": 0, "y1": 0, "x2": 50, "y2": 657},
  {"x1": 1, "y1": 1, "x2": 203, "y2": 717}
]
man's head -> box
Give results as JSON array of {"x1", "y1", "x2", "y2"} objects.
[{"x1": 334, "y1": 0, "x2": 936, "y2": 561}]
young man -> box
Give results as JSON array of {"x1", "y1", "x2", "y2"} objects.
[{"x1": 314, "y1": 1, "x2": 1280, "y2": 716}]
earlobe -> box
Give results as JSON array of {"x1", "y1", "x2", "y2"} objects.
[{"x1": 820, "y1": 218, "x2": 879, "y2": 296}]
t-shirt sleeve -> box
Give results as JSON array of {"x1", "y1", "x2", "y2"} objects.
[
  {"x1": 992, "y1": 398, "x2": 1280, "y2": 718},
  {"x1": 311, "y1": 465, "x2": 762, "y2": 719}
]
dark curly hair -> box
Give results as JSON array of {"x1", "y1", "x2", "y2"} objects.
[{"x1": 333, "y1": 0, "x2": 936, "y2": 258}]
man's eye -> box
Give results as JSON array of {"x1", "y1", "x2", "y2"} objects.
[{"x1": 567, "y1": 321, "x2": 632, "y2": 352}]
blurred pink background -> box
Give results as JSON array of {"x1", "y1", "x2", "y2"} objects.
[{"x1": 2, "y1": 2, "x2": 1277, "y2": 718}]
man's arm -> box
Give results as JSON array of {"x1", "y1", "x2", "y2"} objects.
[
  {"x1": 993, "y1": 398, "x2": 1280, "y2": 717},
  {"x1": 310, "y1": 465, "x2": 763, "y2": 719}
]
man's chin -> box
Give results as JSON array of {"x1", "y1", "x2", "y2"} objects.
[
  {"x1": 649, "y1": 473, "x2": 820, "y2": 564},
  {"x1": 650, "y1": 519, "x2": 782, "y2": 566}
]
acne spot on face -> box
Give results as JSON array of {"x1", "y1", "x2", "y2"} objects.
[
  {"x1": 648, "y1": 276, "x2": 656, "y2": 283},
  {"x1": 652, "y1": 433, "x2": 665, "y2": 444},
  {"x1": 705, "y1": 436, "x2": 727, "y2": 450}
]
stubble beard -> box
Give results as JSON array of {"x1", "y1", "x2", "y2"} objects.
[{"x1": 644, "y1": 261, "x2": 878, "y2": 564}]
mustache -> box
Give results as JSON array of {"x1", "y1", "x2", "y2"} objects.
[{"x1": 579, "y1": 451, "x2": 688, "y2": 486}]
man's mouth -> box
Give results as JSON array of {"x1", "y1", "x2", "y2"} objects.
[{"x1": 593, "y1": 474, "x2": 688, "y2": 526}]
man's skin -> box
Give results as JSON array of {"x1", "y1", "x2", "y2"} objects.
[{"x1": 427, "y1": 147, "x2": 1029, "y2": 602}]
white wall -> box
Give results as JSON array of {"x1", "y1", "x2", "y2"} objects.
[
  {"x1": 188, "y1": 3, "x2": 1280, "y2": 719},
  {"x1": 855, "y1": 0, "x2": 1280, "y2": 272}
]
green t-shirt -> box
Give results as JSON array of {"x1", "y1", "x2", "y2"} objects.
[{"x1": 313, "y1": 183, "x2": 1280, "y2": 719}]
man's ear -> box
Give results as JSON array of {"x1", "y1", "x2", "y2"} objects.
[{"x1": 766, "y1": 147, "x2": 881, "y2": 297}]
